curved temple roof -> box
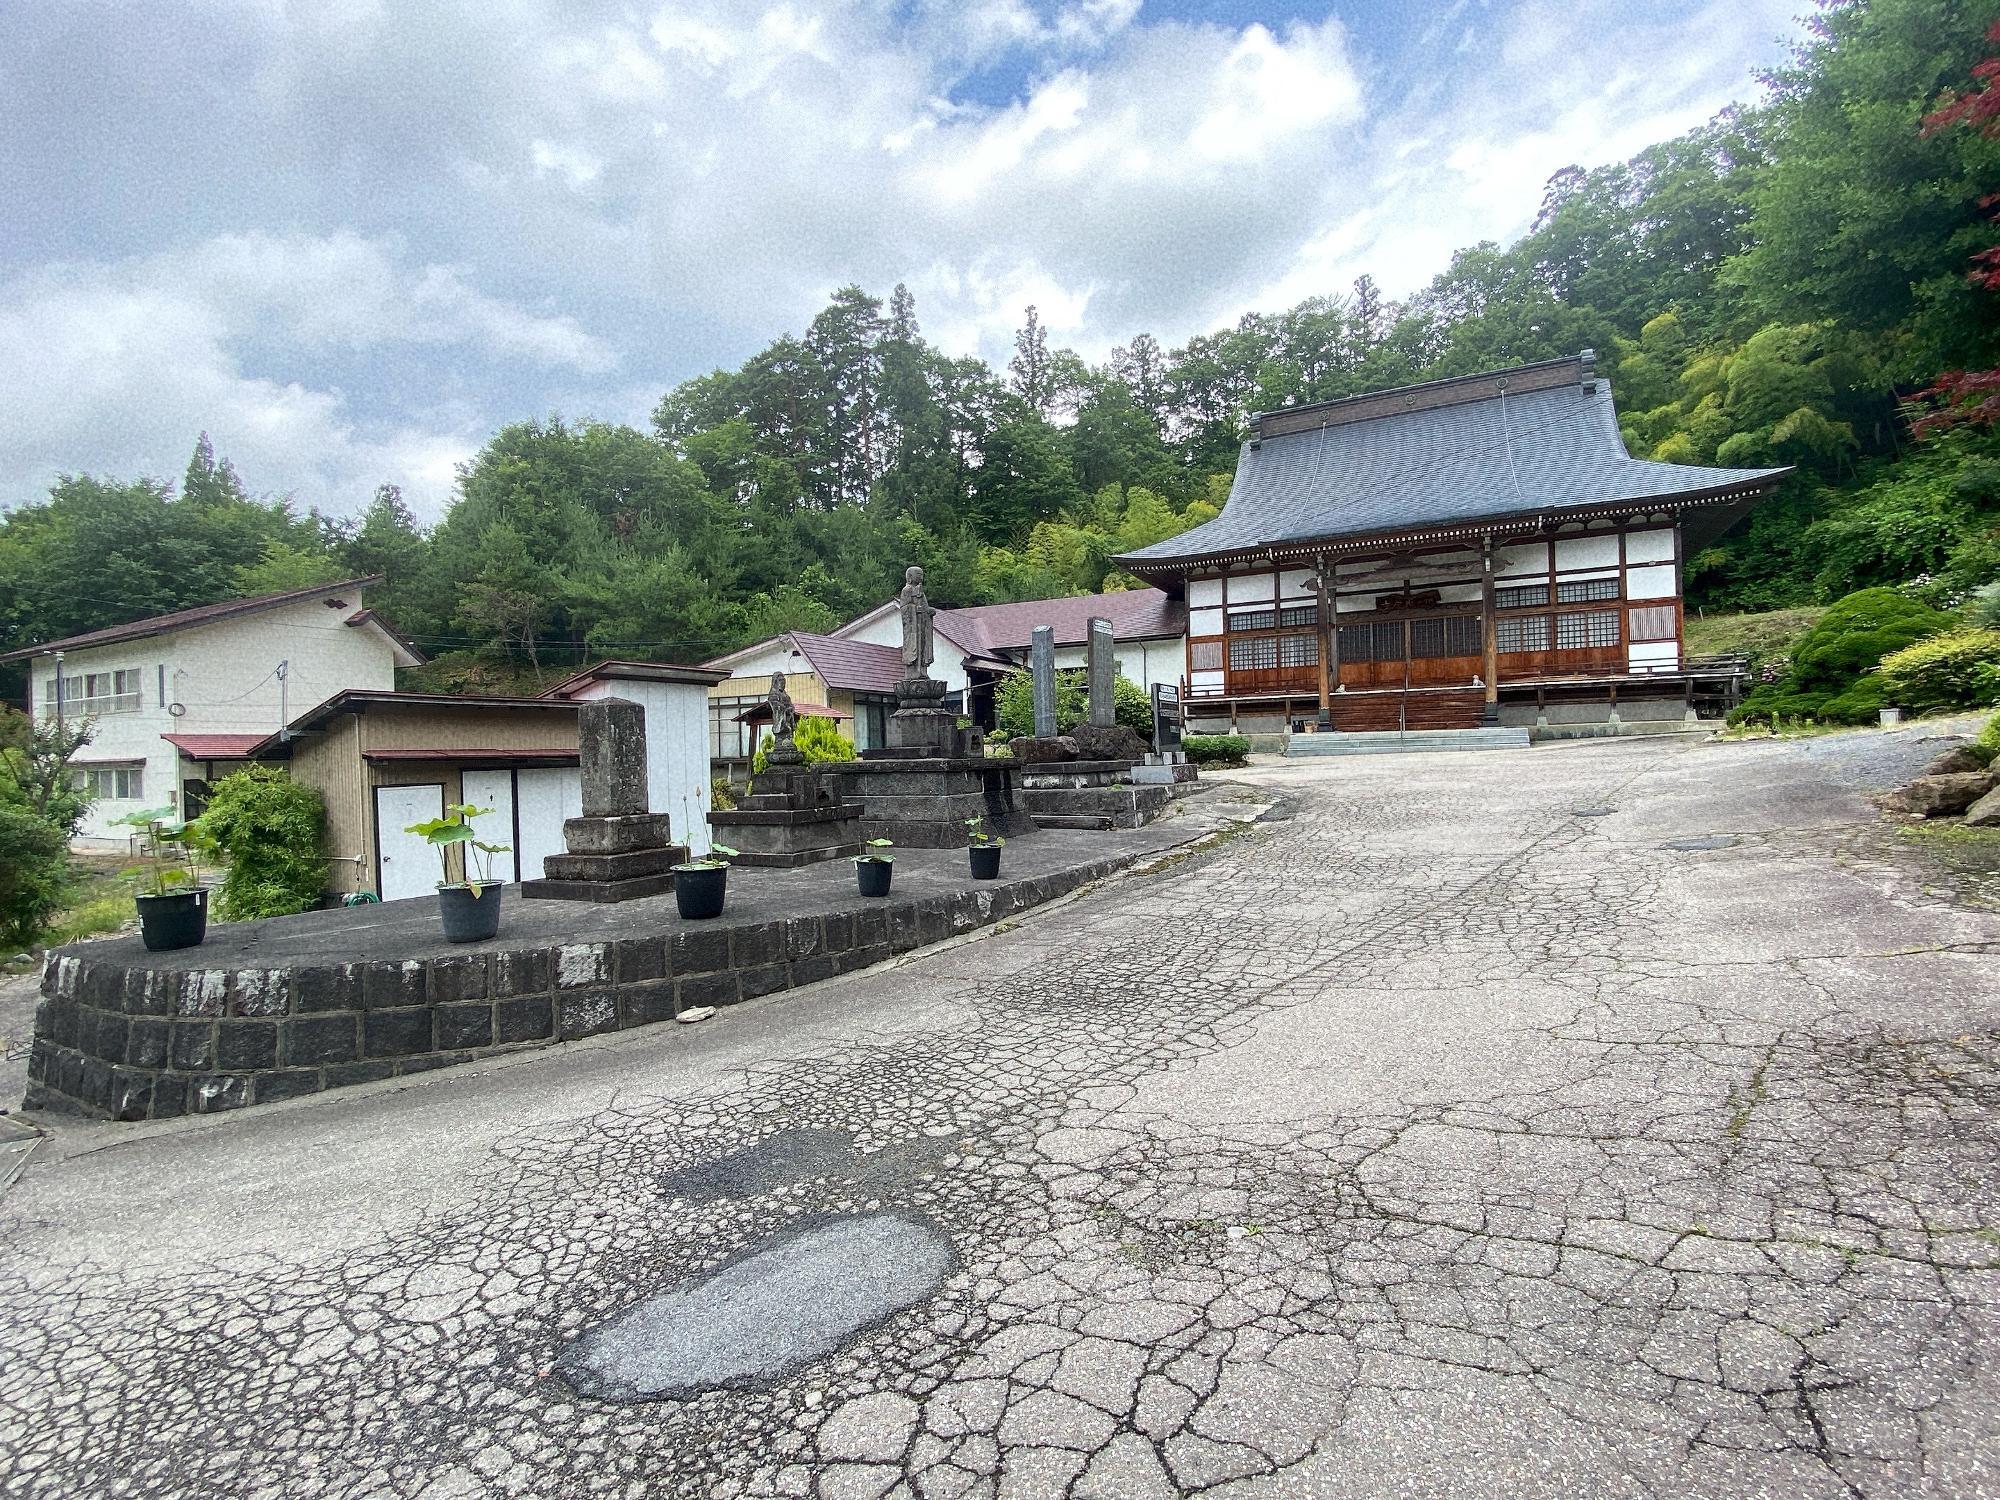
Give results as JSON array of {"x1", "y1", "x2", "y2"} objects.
[{"x1": 1115, "y1": 356, "x2": 1789, "y2": 572}]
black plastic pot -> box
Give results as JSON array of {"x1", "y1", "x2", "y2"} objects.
[
  {"x1": 437, "y1": 882, "x2": 505, "y2": 943},
  {"x1": 674, "y1": 863, "x2": 728, "y2": 920},
  {"x1": 968, "y1": 843, "x2": 1002, "y2": 881},
  {"x1": 137, "y1": 888, "x2": 207, "y2": 952},
  {"x1": 856, "y1": 857, "x2": 894, "y2": 898}
]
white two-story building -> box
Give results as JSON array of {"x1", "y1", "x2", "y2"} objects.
[{"x1": 2, "y1": 577, "x2": 421, "y2": 845}]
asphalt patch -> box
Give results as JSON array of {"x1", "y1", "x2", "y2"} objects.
[
  {"x1": 1572, "y1": 807, "x2": 1617, "y2": 818},
  {"x1": 1664, "y1": 835, "x2": 1742, "y2": 851},
  {"x1": 556, "y1": 1213, "x2": 954, "y2": 1402},
  {"x1": 657, "y1": 1127, "x2": 955, "y2": 1203}
]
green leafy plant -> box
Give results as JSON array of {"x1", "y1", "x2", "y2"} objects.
[
  {"x1": 194, "y1": 765, "x2": 328, "y2": 920},
  {"x1": 750, "y1": 715, "x2": 857, "y2": 773},
  {"x1": 995, "y1": 667, "x2": 1153, "y2": 738},
  {"x1": 965, "y1": 815, "x2": 1004, "y2": 847},
  {"x1": 679, "y1": 843, "x2": 739, "y2": 871},
  {"x1": 0, "y1": 804, "x2": 70, "y2": 947},
  {"x1": 112, "y1": 806, "x2": 207, "y2": 897},
  {"x1": 404, "y1": 802, "x2": 511, "y2": 892},
  {"x1": 1877, "y1": 627, "x2": 2000, "y2": 714},
  {"x1": 855, "y1": 837, "x2": 895, "y2": 863},
  {"x1": 1183, "y1": 733, "x2": 1251, "y2": 766}
]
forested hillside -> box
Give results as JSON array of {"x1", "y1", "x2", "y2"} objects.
[{"x1": 3, "y1": 0, "x2": 1998, "y2": 704}]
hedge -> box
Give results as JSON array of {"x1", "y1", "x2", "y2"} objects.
[{"x1": 1183, "y1": 734, "x2": 1250, "y2": 766}]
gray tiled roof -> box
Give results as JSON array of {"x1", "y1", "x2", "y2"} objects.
[{"x1": 1116, "y1": 369, "x2": 1787, "y2": 569}]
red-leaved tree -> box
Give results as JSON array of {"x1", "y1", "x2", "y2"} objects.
[{"x1": 1915, "y1": 20, "x2": 2000, "y2": 434}]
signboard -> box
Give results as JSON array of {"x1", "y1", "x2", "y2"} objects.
[{"x1": 1151, "y1": 683, "x2": 1183, "y2": 753}]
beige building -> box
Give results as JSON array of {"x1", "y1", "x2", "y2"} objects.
[{"x1": 247, "y1": 691, "x2": 579, "y2": 902}]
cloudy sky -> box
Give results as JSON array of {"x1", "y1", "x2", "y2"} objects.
[{"x1": 0, "y1": 0, "x2": 1807, "y2": 522}]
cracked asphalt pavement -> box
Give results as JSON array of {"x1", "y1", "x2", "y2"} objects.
[{"x1": 4, "y1": 728, "x2": 1999, "y2": 1499}]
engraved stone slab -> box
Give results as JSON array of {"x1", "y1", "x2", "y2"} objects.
[
  {"x1": 557, "y1": 1213, "x2": 953, "y2": 1402},
  {"x1": 1086, "y1": 617, "x2": 1114, "y2": 728},
  {"x1": 579, "y1": 697, "x2": 648, "y2": 819},
  {"x1": 1031, "y1": 624, "x2": 1058, "y2": 738}
]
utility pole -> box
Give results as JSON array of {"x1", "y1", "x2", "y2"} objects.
[{"x1": 277, "y1": 660, "x2": 290, "y2": 740}]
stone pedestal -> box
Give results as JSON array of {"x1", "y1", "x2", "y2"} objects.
[
  {"x1": 709, "y1": 766, "x2": 867, "y2": 869},
  {"x1": 839, "y1": 759, "x2": 1033, "y2": 848},
  {"x1": 522, "y1": 697, "x2": 688, "y2": 903},
  {"x1": 1018, "y1": 758, "x2": 1173, "y2": 831}
]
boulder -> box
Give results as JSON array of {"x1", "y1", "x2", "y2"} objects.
[
  {"x1": 1011, "y1": 735, "x2": 1079, "y2": 765},
  {"x1": 1965, "y1": 785, "x2": 2000, "y2": 828},
  {"x1": 1897, "y1": 771, "x2": 2000, "y2": 819},
  {"x1": 1071, "y1": 723, "x2": 1149, "y2": 764},
  {"x1": 1922, "y1": 745, "x2": 1993, "y2": 777}
]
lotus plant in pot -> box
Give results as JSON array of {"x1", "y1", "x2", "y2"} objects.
[
  {"x1": 854, "y1": 837, "x2": 895, "y2": 897},
  {"x1": 673, "y1": 845, "x2": 738, "y2": 920},
  {"x1": 405, "y1": 802, "x2": 511, "y2": 943},
  {"x1": 966, "y1": 815, "x2": 1004, "y2": 880},
  {"x1": 115, "y1": 806, "x2": 210, "y2": 952}
]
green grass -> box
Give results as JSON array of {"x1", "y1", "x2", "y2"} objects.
[
  {"x1": 1684, "y1": 606, "x2": 1825, "y2": 667},
  {"x1": 28, "y1": 860, "x2": 135, "y2": 953}
]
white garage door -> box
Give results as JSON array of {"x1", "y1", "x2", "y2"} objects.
[
  {"x1": 459, "y1": 770, "x2": 519, "y2": 884},
  {"x1": 375, "y1": 783, "x2": 443, "y2": 902},
  {"x1": 515, "y1": 767, "x2": 581, "y2": 881}
]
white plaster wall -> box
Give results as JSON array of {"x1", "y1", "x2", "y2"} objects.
[
  {"x1": 1048, "y1": 640, "x2": 1183, "y2": 691},
  {"x1": 33, "y1": 592, "x2": 399, "y2": 842},
  {"x1": 572, "y1": 679, "x2": 716, "y2": 856}
]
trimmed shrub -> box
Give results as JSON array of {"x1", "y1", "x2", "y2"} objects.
[
  {"x1": 751, "y1": 714, "x2": 856, "y2": 774},
  {"x1": 996, "y1": 668, "x2": 1152, "y2": 738},
  {"x1": 194, "y1": 766, "x2": 328, "y2": 920},
  {"x1": 0, "y1": 804, "x2": 70, "y2": 948},
  {"x1": 1877, "y1": 628, "x2": 2000, "y2": 715},
  {"x1": 1789, "y1": 588, "x2": 1950, "y2": 692},
  {"x1": 1183, "y1": 734, "x2": 1250, "y2": 766}
]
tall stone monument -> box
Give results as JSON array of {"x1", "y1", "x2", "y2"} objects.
[
  {"x1": 1086, "y1": 616, "x2": 1115, "y2": 727},
  {"x1": 839, "y1": 562, "x2": 1032, "y2": 845},
  {"x1": 1031, "y1": 624, "x2": 1058, "y2": 738},
  {"x1": 764, "y1": 671, "x2": 804, "y2": 766},
  {"x1": 707, "y1": 671, "x2": 868, "y2": 867},
  {"x1": 522, "y1": 698, "x2": 687, "y2": 902},
  {"x1": 885, "y1": 565, "x2": 959, "y2": 756}
]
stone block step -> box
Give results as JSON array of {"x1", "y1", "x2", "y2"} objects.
[
  {"x1": 1032, "y1": 813, "x2": 1114, "y2": 831},
  {"x1": 1287, "y1": 727, "x2": 1530, "y2": 756}
]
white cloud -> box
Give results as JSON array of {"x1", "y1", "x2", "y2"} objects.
[
  {"x1": 0, "y1": 233, "x2": 607, "y2": 519},
  {"x1": 0, "y1": 0, "x2": 1809, "y2": 521}
]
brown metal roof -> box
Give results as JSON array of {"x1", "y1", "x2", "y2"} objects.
[
  {"x1": 787, "y1": 633, "x2": 906, "y2": 694},
  {"x1": 935, "y1": 589, "x2": 1186, "y2": 654},
  {"x1": 0, "y1": 577, "x2": 386, "y2": 662},
  {"x1": 162, "y1": 733, "x2": 267, "y2": 759}
]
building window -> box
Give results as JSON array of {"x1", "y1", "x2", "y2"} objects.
[
  {"x1": 1555, "y1": 610, "x2": 1620, "y2": 650},
  {"x1": 1556, "y1": 577, "x2": 1620, "y2": 604},
  {"x1": 1278, "y1": 633, "x2": 1319, "y2": 668},
  {"x1": 1189, "y1": 640, "x2": 1224, "y2": 671},
  {"x1": 77, "y1": 764, "x2": 145, "y2": 800},
  {"x1": 1409, "y1": 616, "x2": 1482, "y2": 658},
  {"x1": 707, "y1": 696, "x2": 762, "y2": 759},
  {"x1": 1228, "y1": 636, "x2": 1278, "y2": 672},
  {"x1": 1227, "y1": 606, "x2": 1276, "y2": 633},
  {"x1": 1278, "y1": 603, "x2": 1318, "y2": 628},
  {"x1": 852, "y1": 694, "x2": 895, "y2": 751},
  {"x1": 1338, "y1": 621, "x2": 1404, "y2": 663},
  {"x1": 1628, "y1": 604, "x2": 1677, "y2": 642},
  {"x1": 1494, "y1": 583, "x2": 1549, "y2": 609},
  {"x1": 44, "y1": 668, "x2": 143, "y2": 716},
  {"x1": 1497, "y1": 615, "x2": 1552, "y2": 652}
]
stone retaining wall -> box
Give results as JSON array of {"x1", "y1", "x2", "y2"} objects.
[{"x1": 25, "y1": 858, "x2": 1128, "y2": 1122}]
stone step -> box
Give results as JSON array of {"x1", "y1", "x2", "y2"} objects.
[
  {"x1": 1032, "y1": 813, "x2": 1114, "y2": 831},
  {"x1": 1287, "y1": 727, "x2": 1530, "y2": 756}
]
